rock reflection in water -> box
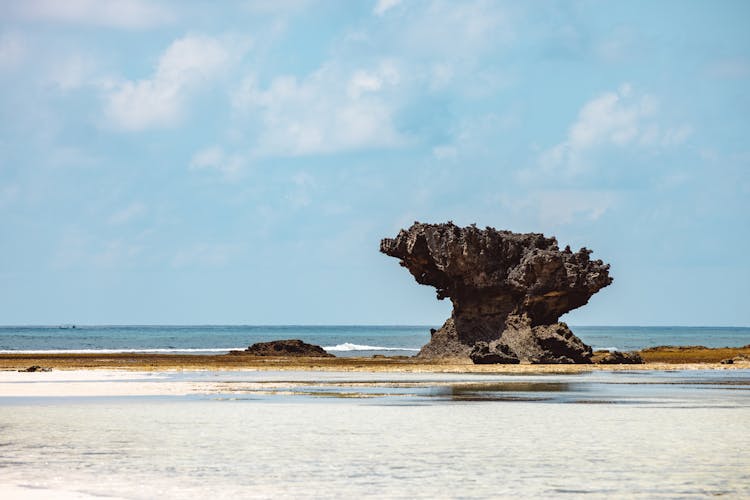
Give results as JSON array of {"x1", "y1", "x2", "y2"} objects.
[{"x1": 439, "y1": 381, "x2": 572, "y2": 402}]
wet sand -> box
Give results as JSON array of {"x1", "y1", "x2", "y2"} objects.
[{"x1": 1, "y1": 345, "x2": 749, "y2": 373}]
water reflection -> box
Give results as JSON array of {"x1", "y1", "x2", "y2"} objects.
[
  {"x1": 434, "y1": 381, "x2": 572, "y2": 402},
  {"x1": 201, "y1": 372, "x2": 750, "y2": 408}
]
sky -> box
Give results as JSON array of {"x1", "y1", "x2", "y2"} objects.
[{"x1": 0, "y1": 0, "x2": 748, "y2": 326}]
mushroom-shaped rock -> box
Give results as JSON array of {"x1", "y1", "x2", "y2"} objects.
[{"x1": 380, "y1": 222, "x2": 612, "y2": 364}]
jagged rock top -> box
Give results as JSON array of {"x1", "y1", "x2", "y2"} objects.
[{"x1": 380, "y1": 222, "x2": 612, "y2": 324}]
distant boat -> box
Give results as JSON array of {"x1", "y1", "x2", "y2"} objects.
[{"x1": 58, "y1": 324, "x2": 76, "y2": 329}]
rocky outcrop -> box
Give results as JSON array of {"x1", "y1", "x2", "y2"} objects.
[
  {"x1": 720, "y1": 354, "x2": 749, "y2": 365},
  {"x1": 233, "y1": 339, "x2": 334, "y2": 357},
  {"x1": 381, "y1": 222, "x2": 612, "y2": 364},
  {"x1": 596, "y1": 351, "x2": 644, "y2": 364},
  {"x1": 17, "y1": 365, "x2": 52, "y2": 372}
]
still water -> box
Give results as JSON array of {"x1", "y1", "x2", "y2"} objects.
[{"x1": 1, "y1": 370, "x2": 749, "y2": 498}]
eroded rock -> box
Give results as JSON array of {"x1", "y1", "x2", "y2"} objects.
[
  {"x1": 381, "y1": 222, "x2": 612, "y2": 364},
  {"x1": 18, "y1": 365, "x2": 52, "y2": 372},
  {"x1": 596, "y1": 351, "x2": 644, "y2": 365},
  {"x1": 236, "y1": 339, "x2": 334, "y2": 357}
]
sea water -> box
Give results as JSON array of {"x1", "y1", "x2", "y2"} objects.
[
  {"x1": 0, "y1": 325, "x2": 748, "y2": 356},
  {"x1": 1, "y1": 370, "x2": 749, "y2": 498}
]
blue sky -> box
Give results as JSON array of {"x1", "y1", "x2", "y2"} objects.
[{"x1": 1, "y1": 0, "x2": 748, "y2": 326}]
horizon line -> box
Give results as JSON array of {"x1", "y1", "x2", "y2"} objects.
[{"x1": 1, "y1": 324, "x2": 748, "y2": 329}]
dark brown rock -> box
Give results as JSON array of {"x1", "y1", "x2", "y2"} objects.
[
  {"x1": 469, "y1": 341, "x2": 519, "y2": 364},
  {"x1": 18, "y1": 365, "x2": 51, "y2": 372},
  {"x1": 596, "y1": 351, "x2": 644, "y2": 365},
  {"x1": 241, "y1": 339, "x2": 334, "y2": 357},
  {"x1": 381, "y1": 222, "x2": 612, "y2": 364},
  {"x1": 721, "y1": 355, "x2": 749, "y2": 365}
]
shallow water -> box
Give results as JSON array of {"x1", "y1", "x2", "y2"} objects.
[{"x1": 1, "y1": 370, "x2": 749, "y2": 498}]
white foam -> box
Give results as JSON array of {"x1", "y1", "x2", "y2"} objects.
[{"x1": 323, "y1": 343, "x2": 419, "y2": 352}]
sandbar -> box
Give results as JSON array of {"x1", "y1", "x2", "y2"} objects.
[{"x1": 0, "y1": 344, "x2": 749, "y2": 374}]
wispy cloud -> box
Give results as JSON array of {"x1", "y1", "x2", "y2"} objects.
[
  {"x1": 52, "y1": 228, "x2": 146, "y2": 269},
  {"x1": 532, "y1": 84, "x2": 691, "y2": 178},
  {"x1": 233, "y1": 60, "x2": 404, "y2": 156},
  {"x1": 189, "y1": 146, "x2": 246, "y2": 179},
  {"x1": 397, "y1": 1, "x2": 513, "y2": 58},
  {"x1": 10, "y1": 0, "x2": 174, "y2": 29},
  {"x1": 0, "y1": 32, "x2": 25, "y2": 70},
  {"x1": 373, "y1": 0, "x2": 402, "y2": 16},
  {"x1": 107, "y1": 202, "x2": 147, "y2": 225},
  {"x1": 104, "y1": 34, "x2": 248, "y2": 130},
  {"x1": 47, "y1": 54, "x2": 100, "y2": 91}
]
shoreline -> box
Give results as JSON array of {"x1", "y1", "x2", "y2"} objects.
[{"x1": 1, "y1": 344, "x2": 749, "y2": 373}]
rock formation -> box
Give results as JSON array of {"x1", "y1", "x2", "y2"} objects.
[
  {"x1": 380, "y1": 222, "x2": 612, "y2": 364},
  {"x1": 596, "y1": 351, "x2": 644, "y2": 364},
  {"x1": 232, "y1": 339, "x2": 334, "y2": 357}
]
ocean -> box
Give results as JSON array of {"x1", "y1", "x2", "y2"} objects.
[{"x1": 0, "y1": 325, "x2": 748, "y2": 356}]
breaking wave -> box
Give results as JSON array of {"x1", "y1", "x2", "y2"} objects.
[{"x1": 323, "y1": 343, "x2": 420, "y2": 352}]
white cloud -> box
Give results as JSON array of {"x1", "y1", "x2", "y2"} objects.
[
  {"x1": 374, "y1": 0, "x2": 402, "y2": 16},
  {"x1": 399, "y1": 1, "x2": 513, "y2": 58},
  {"x1": 104, "y1": 35, "x2": 243, "y2": 130},
  {"x1": 12, "y1": 0, "x2": 173, "y2": 29},
  {"x1": 535, "y1": 190, "x2": 617, "y2": 227},
  {"x1": 108, "y1": 202, "x2": 147, "y2": 225},
  {"x1": 190, "y1": 146, "x2": 245, "y2": 178},
  {"x1": 535, "y1": 84, "x2": 691, "y2": 177},
  {"x1": 498, "y1": 190, "x2": 619, "y2": 228},
  {"x1": 233, "y1": 61, "x2": 405, "y2": 156}
]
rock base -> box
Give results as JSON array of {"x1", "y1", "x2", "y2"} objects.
[{"x1": 420, "y1": 315, "x2": 593, "y2": 364}]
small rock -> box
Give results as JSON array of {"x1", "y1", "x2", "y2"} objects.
[
  {"x1": 597, "y1": 351, "x2": 644, "y2": 365},
  {"x1": 18, "y1": 365, "x2": 51, "y2": 372},
  {"x1": 243, "y1": 339, "x2": 334, "y2": 357},
  {"x1": 721, "y1": 355, "x2": 748, "y2": 364}
]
